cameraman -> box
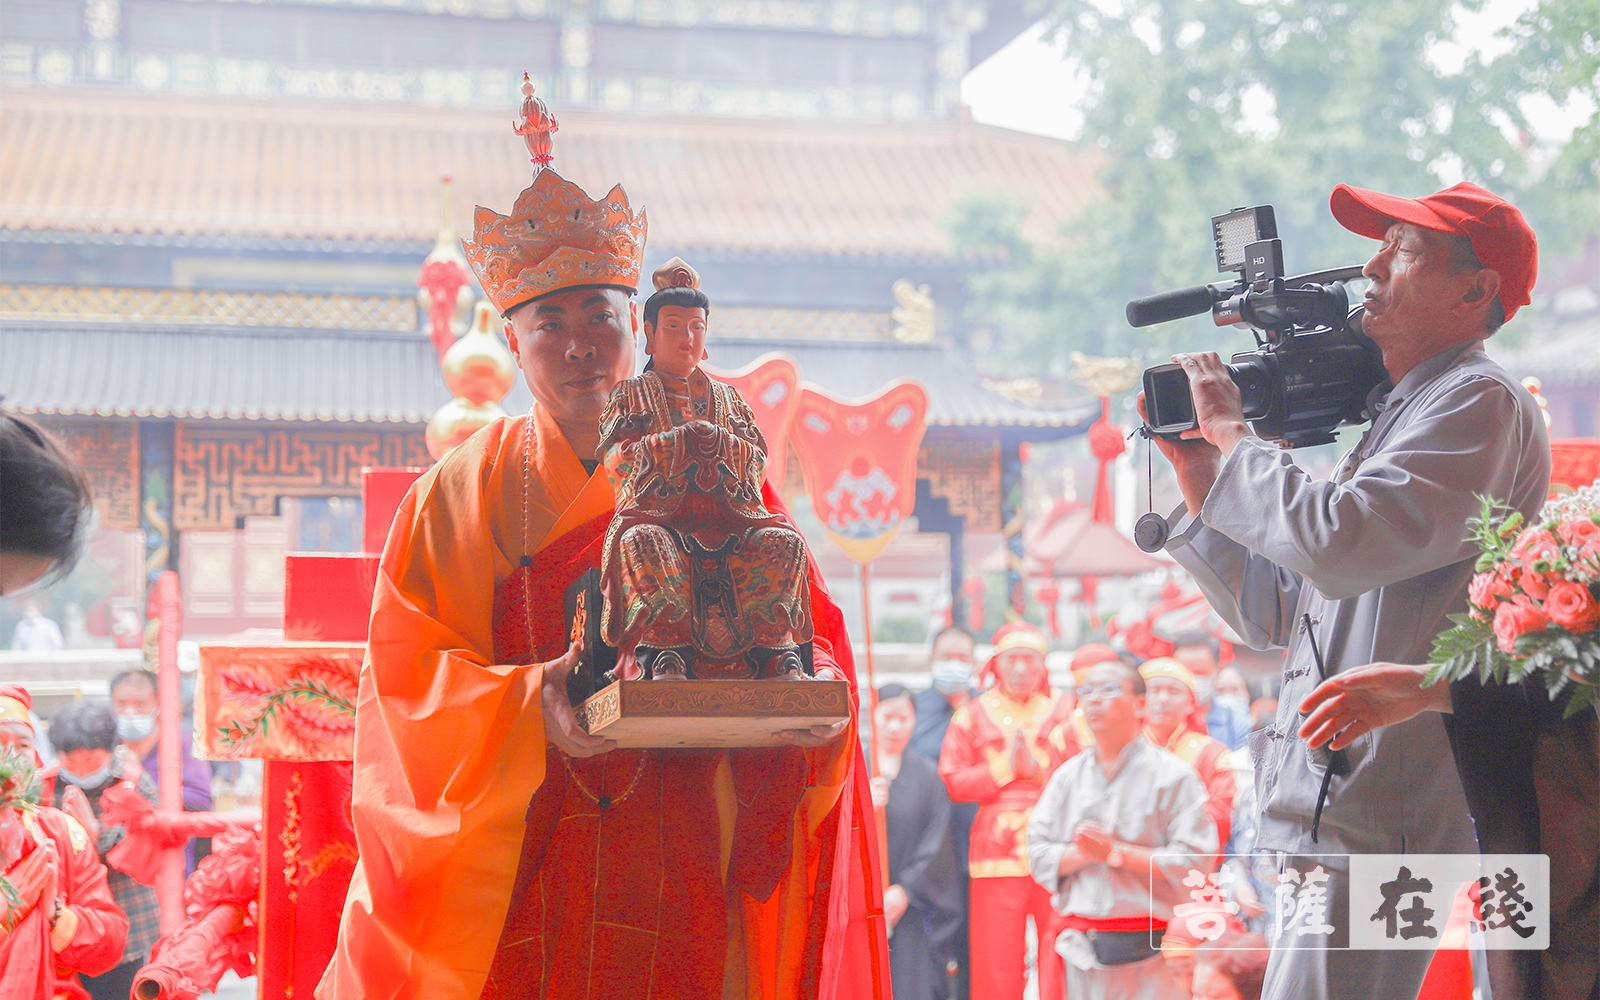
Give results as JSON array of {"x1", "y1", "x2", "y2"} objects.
[{"x1": 1144, "y1": 182, "x2": 1548, "y2": 1000}]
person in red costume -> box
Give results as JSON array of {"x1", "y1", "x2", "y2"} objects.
[
  {"x1": 938, "y1": 622, "x2": 1080, "y2": 1000},
  {"x1": 0, "y1": 685, "x2": 127, "y2": 1000},
  {"x1": 1138, "y1": 657, "x2": 1236, "y2": 854}
]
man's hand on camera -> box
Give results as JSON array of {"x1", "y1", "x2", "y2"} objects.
[
  {"x1": 1138, "y1": 392, "x2": 1221, "y2": 518},
  {"x1": 540, "y1": 642, "x2": 617, "y2": 758},
  {"x1": 1171, "y1": 353, "x2": 1253, "y2": 456}
]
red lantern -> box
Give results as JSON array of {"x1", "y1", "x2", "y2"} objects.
[{"x1": 1087, "y1": 396, "x2": 1126, "y2": 525}]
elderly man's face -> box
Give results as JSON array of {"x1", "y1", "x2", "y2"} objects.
[
  {"x1": 0, "y1": 721, "x2": 35, "y2": 757},
  {"x1": 505, "y1": 286, "x2": 638, "y2": 437},
  {"x1": 1360, "y1": 223, "x2": 1486, "y2": 351},
  {"x1": 996, "y1": 648, "x2": 1046, "y2": 699}
]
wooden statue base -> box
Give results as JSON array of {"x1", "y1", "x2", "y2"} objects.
[{"x1": 575, "y1": 679, "x2": 851, "y2": 748}]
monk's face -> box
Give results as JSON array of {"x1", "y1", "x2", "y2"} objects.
[
  {"x1": 644, "y1": 305, "x2": 708, "y2": 380},
  {"x1": 505, "y1": 287, "x2": 638, "y2": 427}
]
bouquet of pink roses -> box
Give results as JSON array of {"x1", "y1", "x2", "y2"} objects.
[{"x1": 1429, "y1": 483, "x2": 1600, "y2": 717}]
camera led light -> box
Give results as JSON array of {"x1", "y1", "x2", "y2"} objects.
[{"x1": 1213, "y1": 206, "x2": 1278, "y2": 273}]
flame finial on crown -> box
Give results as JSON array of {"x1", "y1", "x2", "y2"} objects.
[
  {"x1": 463, "y1": 76, "x2": 647, "y2": 316},
  {"x1": 513, "y1": 73, "x2": 559, "y2": 175}
]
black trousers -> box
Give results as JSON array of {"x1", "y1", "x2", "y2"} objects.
[
  {"x1": 83, "y1": 958, "x2": 143, "y2": 1000},
  {"x1": 1448, "y1": 681, "x2": 1600, "y2": 1000}
]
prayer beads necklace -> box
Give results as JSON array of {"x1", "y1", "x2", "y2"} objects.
[
  {"x1": 558, "y1": 751, "x2": 648, "y2": 810},
  {"x1": 524, "y1": 409, "x2": 650, "y2": 810}
]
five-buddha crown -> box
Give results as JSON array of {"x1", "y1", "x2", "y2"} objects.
[{"x1": 462, "y1": 83, "x2": 647, "y2": 315}]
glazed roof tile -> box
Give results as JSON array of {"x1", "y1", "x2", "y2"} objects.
[{"x1": 0, "y1": 86, "x2": 1099, "y2": 257}]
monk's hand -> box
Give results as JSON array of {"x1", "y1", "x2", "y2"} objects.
[
  {"x1": 540, "y1": 642, "x2": 616, "y2": 759},
  {"x1": 1298, "y1": 662, "x2": 1449, "y2": 752},
  {"x1": 1073, "y1": 821, "x2": 1113, "y2": 862},
  {"x1": 773, "y1": 719, "x2": 848, "y2": 748}
]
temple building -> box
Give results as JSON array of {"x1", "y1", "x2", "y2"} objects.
[{"x1": 1, "y1": 0, "x2": 1102, "y2": 642}]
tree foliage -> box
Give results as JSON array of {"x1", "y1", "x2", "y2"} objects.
[{"x1": 954, "y1": 0, "x2": 1599, "y2": 374}]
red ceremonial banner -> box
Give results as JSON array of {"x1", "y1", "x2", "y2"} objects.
[
  {"x1": 704, "y1": 352, "x2": 801, "y2": 490},
  {"x1": 791, "y1": 380, "x2": 929, "y2": 565}
]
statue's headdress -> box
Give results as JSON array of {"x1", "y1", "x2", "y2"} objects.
[
  {"x1": 463, "y1": 75, "x2": 648, "y2": 316},
  {"x1": 642, "y1": 256, "x2": 710, "y2": 327}
]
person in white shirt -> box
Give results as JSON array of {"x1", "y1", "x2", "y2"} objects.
[{"x1": 1027, "y1": 660, "x2": 1216, "y2": 1000}]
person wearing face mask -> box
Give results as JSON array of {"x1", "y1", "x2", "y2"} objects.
[
  {"x1": 1212, "y1": 666, "x2": 1253, "y2": 718},
  {"x1": 1171, "y1": 643, "x2": 1253, "y2": 752},
  {"x1": 107, "y1": 671, "x2": 212, "y2": 877},
  {"x1": 48, "y1": 699, "x2": 162, "y2": 1000},
  {"x1": 908, "y1": 625, "x2": 979, "y2": 997},
  {"x1": 938, "y1": 621, "x2": 1081, "y2": 1000}
]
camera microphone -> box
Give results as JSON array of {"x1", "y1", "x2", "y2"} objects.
[{"x1": 1125, "y1": 284, "x2": 1219, "y2": 328}]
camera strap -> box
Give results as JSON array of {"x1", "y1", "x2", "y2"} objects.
[
  {"x1": 1301, "y1": 611, "x2": 1348, "y2": 844},
  {"x1": 1131, "y1": 427, "x2": 1171, "y2": 552}
]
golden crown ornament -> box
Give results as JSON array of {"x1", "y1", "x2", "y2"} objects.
[{"x1": 462, "y1": 75, "x2": 648, "y2": 316}]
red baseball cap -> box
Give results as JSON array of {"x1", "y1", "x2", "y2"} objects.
[{"x1": 1329, "y1": 181, "x2": 1538, "y2": 321}]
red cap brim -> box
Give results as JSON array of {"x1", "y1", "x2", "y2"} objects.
[{"x1": 1330, "y1": 184, "x2": 1459, "y2": 240}]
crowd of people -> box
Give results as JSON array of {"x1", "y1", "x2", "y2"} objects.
[
  {"x1": 0, "y1": 678, "x2": 225, "y2": 999},
  {"x1": 873, "y1": 620, "x2": 1270, "y2": 1000}
]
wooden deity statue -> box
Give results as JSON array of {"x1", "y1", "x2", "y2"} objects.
[{"x1": 598, "y1": 258, "x2": 816, "y2": 681}]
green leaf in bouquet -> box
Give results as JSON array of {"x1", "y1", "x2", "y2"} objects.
[
  {"x1": 1428, "y1": 613, "x2": 1502, "y2": 686},
  {"x1": 1562, "y1": 681, "x2": 1599, "y2": 719}
]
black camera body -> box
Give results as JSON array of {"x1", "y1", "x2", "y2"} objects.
[{"x1": 1130, "y1": 206, "x2": 1387, "y2": 450}]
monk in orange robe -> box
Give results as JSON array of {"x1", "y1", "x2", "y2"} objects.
[
  {"x1": 938, "y1": 622, "x2": 1080, "y2": 1000},
  {"x1": 318, "y1": 88, "x2": 888, "y2": 1000}
]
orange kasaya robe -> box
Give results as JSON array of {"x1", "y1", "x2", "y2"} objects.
[{"x1": 318, "y1": 405, "x2": 889, "y2": 1000}]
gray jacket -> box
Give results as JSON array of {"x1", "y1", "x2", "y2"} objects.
[{"x1": 1164, "y1": 341, "x2": 1550, "y2": 862}]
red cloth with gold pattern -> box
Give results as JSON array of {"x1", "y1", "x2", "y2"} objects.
[{"x1": 481, "y1": 488, "x2": 880, "y2": 999}]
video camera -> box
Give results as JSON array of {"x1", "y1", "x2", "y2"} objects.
[{"x1": 1129, "y1": 205, "x2": 1386, "y2": 451}]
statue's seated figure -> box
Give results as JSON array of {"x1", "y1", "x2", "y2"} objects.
[{"x1": 599, "y1": 258, "x2": 814, "y2": 680}]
